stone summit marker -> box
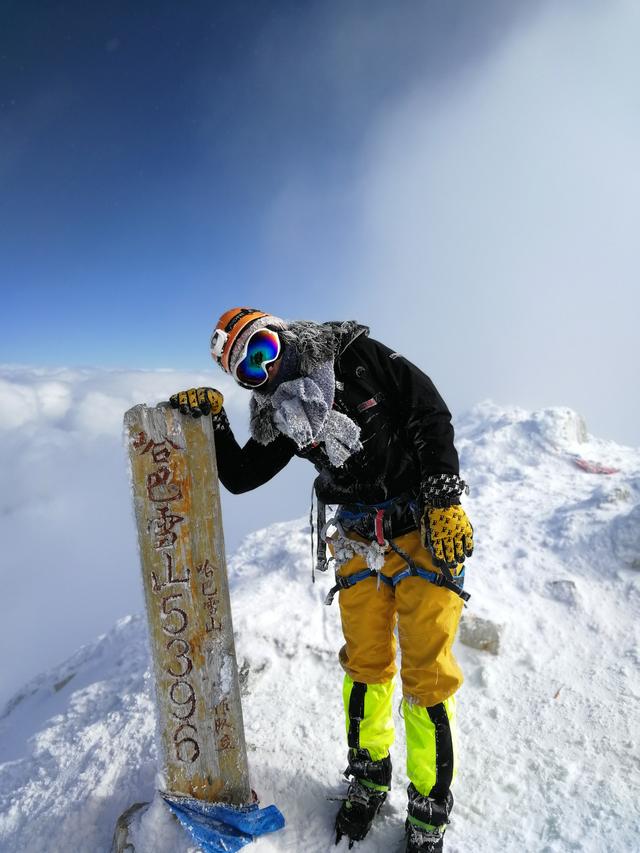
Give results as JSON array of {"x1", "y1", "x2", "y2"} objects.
[{"x1": 124, "y1": 402, "x2": 250, "y2": 805}]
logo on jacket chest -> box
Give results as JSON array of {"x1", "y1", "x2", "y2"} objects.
[{"x1": 356, "y1": 392, "x2": 384, "y2": 413}]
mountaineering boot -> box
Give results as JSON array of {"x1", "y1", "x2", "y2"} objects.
[
  {"x1": 335, "y1": 749, "x2": 392, "y2": 848},
  {"x1": 404, "y1": 783, "x2": 453, "y2": 853}
]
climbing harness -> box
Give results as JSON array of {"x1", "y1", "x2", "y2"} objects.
[
  {"x1": 324, "y1": 547, "x2": 468, "y2": 605},
  {"x1": 319, "y1": 499, "x2": 470, "y2": 606}
]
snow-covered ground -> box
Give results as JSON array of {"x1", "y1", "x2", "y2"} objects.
[{"x1": 1, "y1": 402, "x2": 639, "y2": 852}]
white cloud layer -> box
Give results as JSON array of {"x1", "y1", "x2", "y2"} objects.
[
  {"x1": 0, "y1": 366, "x2": 308, "y2": 708},
  {"x1": 371, "y1": 1, "x2": 639, "y2": 445},
  {"x1": 264, "y1": 0, "x2": 640, "y2": 446}
]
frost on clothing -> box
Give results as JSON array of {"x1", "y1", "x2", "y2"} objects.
[
  {"x1": 249, "y1": 360, "x2": 362, "y2": 468},
  {"x1": 214, "y1": 323, "x2": 460, "y2": 506}
]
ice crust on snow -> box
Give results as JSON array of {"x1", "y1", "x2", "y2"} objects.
[{"x1": 1, "y1": 402, "x2": 640, "y2": 852}]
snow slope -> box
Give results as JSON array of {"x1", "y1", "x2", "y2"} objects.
[{"x1": 1, "y1": 404, "x2": 639, "y2": 852}]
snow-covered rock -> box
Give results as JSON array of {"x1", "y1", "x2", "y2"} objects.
[
  {"x1": 1, "y1": 403, "x2": 639, "y2": 852},
  {"x1": 459, "y1": 613, "x2": 503, "y2": 655},
  {"x1": 610, "y1": 502, "x2": 640, "y2": 569},
  {"x1": 546, "y1": 578, "x2": 581, "y2": 607}
]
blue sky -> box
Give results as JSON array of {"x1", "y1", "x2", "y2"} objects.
[
  {"x1": 1, "y1": 0, "x2": 539, "y2": 365},
  {"x1": 2, "y1": 0, "x2": 639, "y2": 445}
]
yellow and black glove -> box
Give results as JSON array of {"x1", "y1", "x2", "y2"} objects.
[
  {"x1": 420, "y1": 474, "x2": 474, "y2": 570},
  {"x1": 169, "y1": 387, "x2": 224, "y2": 418},
  {"x1": 421, "y1": 504, "x2": 474, "y2": 570}
]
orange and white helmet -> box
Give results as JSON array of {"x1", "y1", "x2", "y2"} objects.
[{"x1": 210, "y1": 307, "x2": 287, "y2": 384}]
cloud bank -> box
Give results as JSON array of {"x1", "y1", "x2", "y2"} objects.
[
  {"x1": 0, "y1": 366, "x2": 307, "y2": 708},
  {"x1": 263, "y1": 0, "x2": 640, "y2": 446}
]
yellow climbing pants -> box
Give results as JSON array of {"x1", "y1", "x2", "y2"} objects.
[{"x1": 337, "y1": 529, "x2": 464, "y2": 796}]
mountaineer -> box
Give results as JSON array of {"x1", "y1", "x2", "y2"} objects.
[{"x1": 170, "y1": 308, "x2": 473, "y2": 852}]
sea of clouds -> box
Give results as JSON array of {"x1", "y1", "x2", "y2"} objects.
[{"x1": 0, "y1": 365, "x2": 309, "y2": 709}]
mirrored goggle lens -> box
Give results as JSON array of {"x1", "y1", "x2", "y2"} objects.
[{"x1": 234, "y1": 329, "x2": 281, "y2": 387}]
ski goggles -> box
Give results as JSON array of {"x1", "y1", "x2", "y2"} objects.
[{"x1": 230, "y1": 327, "x2": 282, "y2": 388}]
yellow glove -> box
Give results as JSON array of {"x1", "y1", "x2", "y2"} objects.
[
  {"x1": 421, "y1": 504, "x2": 474, "y2": 570},
  {"x1": 169, "y1": 387, "x2": 223, "y2": 418}
]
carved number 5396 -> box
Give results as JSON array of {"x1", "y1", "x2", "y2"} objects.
[{"x1": 161, "y1": 593, "x2": 187, "y2": 636}]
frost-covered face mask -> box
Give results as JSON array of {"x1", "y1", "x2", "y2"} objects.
[{"x1": 249, "y1": 360, "x2": 363, "y2": 467}]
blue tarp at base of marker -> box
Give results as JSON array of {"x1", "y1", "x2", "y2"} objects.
[{"x1": 161, "y1": 792, "x2": 286, "y2": 853}]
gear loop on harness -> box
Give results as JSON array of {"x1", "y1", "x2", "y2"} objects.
[{"x1": 310, "y1": 489, "x2": 330, "y2": 584}]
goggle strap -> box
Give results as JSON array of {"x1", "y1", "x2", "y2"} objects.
[{"x1": 223, "y1": 308, "x2": 261, "y2": 334}]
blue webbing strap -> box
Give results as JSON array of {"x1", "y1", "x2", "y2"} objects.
[
  {"x1": 336, "y1": 497, "x2": 399, "y2": 520},
  {"x1": 325, "y1": 568, "x2": 377, "y2": 605},
  {"x1": 324, "y1": 553, "x2": 468, "y2": 606},
  {"x1": 386, "y1": 539, "x2": 470, "y2": 603},
  {"x1": 378, "y1": 566, "x2": 465, "y2": 588}
]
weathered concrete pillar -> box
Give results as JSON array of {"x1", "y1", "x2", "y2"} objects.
[{"x1": 124, "y1": 403, "x2": 250, "y2": 805}]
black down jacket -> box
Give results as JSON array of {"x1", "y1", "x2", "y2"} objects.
[{"x1": 214, "y1": 326, "x2": 459, "y2": 523}]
